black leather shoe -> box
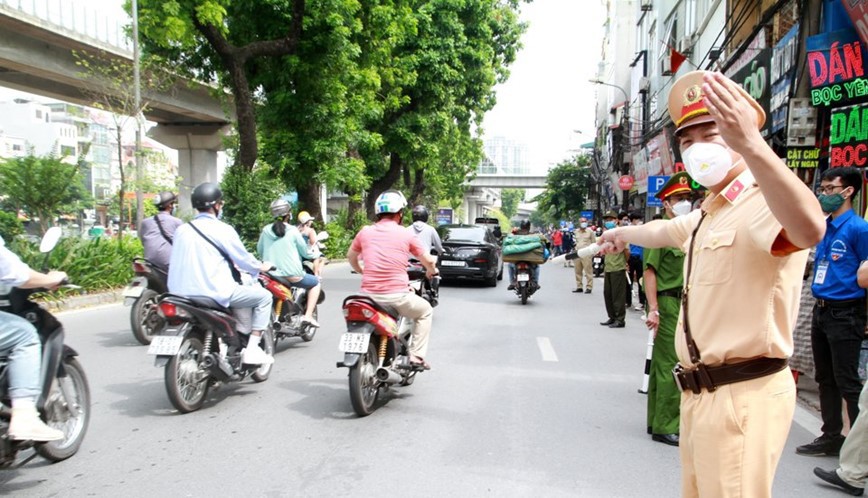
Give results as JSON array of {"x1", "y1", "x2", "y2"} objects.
[
  {"x1": 651, "y1": 434, "x2": 679, "y2": 446},
  {"x1": 813, "y1": 467, "x2": 864, "y2": 496},
  {"x1": 584, "y1": 289, "x2": 592, "y2": 294},
  {"x1": 572, "y1": 288, "x2": 583, "y2": 293},
  {"x1": 797, "y1": 434, "x2": 846, "y2": 456},
  {"x1": 608, "y1": 321, "x2": 625, "y2": 328},
  {"x1": 600, "y1": 319, "x2": 614, "y2": 326}
]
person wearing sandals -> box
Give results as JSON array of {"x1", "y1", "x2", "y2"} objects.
[{"x1": 346, "y1": 190, "x2": 438, "y2": 369}]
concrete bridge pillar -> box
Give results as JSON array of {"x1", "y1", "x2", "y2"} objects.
[{"x1": 148, "y1": 123, "x2": 230, "y2": 214}]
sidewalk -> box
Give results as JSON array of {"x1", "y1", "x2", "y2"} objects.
[{"x1": 38, "y1": 289, "x2": 124, "y2": 313}]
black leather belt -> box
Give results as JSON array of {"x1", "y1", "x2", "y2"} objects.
[
  {"x1": 657, "y1": 288, "x2": 683, "y2": 299},
  {"x1": 672, "y1": 357, "x2": 789, "y2": 394},
  {"x1": 815, "y1": 298, "x2": 864, "y2": 308}
]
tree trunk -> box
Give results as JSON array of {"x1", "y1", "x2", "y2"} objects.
[
  {"x1": 410, "y1": 168, "x2": 425, "y2": 205},
  {"x1": 226, "y1": 59, "x2": 258, "y2": 171},
  {"x1": 364, "y1": 153, "x2": 403, "y2": 220},
  {"x1": 116, "y1": 132, "x2": 125, "y2": 240},
  {"x1": 297, "y1": 182, "x2": 322, "y2": 222}
]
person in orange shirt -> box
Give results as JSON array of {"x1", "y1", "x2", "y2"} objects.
[{"x1": 599, "y1": 71, "x2": 825, "y2": 497}]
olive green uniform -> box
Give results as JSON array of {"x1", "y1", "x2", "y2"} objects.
[
  {"x1": 643, "y1": 245, "x2": 685, "y2": 435},
  {"x1": 603, "y1": 250, "x2": 628, "y2": 323}
]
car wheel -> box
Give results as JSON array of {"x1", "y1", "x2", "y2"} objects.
[{"x1": 497, "y1": 261, "x2": 503, "y2": 280}]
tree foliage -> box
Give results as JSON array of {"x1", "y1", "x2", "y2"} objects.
[
  {"x1": 533, "y1": 154, "x2": 592, "y2": 224},
  {"x1": 500, "y1": 188, "x2": 524, "y2": 219},
  {"x1": 0, "y1": 152, "x2": 91, "y2": 234},
  {"x1": 219, "y1": 161, "x2": 285, "y2": 251}
]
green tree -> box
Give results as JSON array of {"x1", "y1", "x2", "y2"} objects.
[
  {"x1": 500, "y1": 188, "x2": 524, "y2": 219},
  {"x1": 0, "y1": 152, "x2": 90, "y2": 235},
  {"x1": 533, "y1": 154, "x2": 593, "y2": 223},
  {"x1": 219, "y1": 162, "x2": 285, "y2": 250}
]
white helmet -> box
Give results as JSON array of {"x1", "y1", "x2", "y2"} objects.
[
  {"x1": 374, "y1": 190, "x2": 407, "y2": 214},
  {"x1": 270, "y1": 199, "x2": 291, "y2": 218}
]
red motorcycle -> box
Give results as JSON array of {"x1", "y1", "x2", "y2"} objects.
[{"x1": 258, "y1": 267, "x2": 324, "y2": 345}]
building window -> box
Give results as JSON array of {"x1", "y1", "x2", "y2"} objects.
[{"x1": 60, "y1": 145, "x2": 76, "y2": 156}]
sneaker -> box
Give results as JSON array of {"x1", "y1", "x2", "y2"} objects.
[
  {"x1": 9, "y1": 407, "x2": 65, "y2": 441},
  {"x1": 242, "y1": 344, "x2": 275, "y2": 365},
  {"x1": 796, "y1": 434, "x2": 846, "y2": 456},
  {"x1": 813, "y1": 467, "x2": 865, "y2": 496},
  {"x1": 301, "y1": 316, "x2": 321, "y2": 328}
]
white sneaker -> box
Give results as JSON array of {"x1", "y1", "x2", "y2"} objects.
[
  {"x1": 242, "y1": 344, "x2": 274, "y2": 365},
  {"x1": 9, "y1": 407, "x2": 65, "y2": 441}
]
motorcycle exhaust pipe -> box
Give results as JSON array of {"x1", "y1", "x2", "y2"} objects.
[
  {"x1": 201, "y1": 353, "x2": 233, "y2": 381},
  {"x1": 375, "y1": 367, "x2": 403, "y2": 384}
]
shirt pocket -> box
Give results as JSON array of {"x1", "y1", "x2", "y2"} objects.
[{"x1": 696, "y1": 229, "x2": 736, "y2": 285}]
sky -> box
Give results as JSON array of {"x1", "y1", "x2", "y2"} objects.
[
  {"x1": 481, "y1": 0, "x2": 606, "y2": 173},
  {"x1": 1, "y1": 0, "x2": 607, "y2": 175}
]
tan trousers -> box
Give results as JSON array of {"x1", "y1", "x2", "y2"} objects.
[
  {"x1": 367, "y1": 291, "x2": 433, "y2": 358},
  {"x1": 838, "y1": 379, "x2": 868, "y2": 489},
  {"x1": 574, "y1": 255, "x2": 593, "y2": 290},
  {"x1": 680, "y1": 368, "x2": 795, "y2": 498}
]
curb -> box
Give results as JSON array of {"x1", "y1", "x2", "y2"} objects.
[{"x1": 38, "y1": 289, "x2": 124, "y2": 312}]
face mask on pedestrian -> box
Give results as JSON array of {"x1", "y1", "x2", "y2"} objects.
[
  {"x1": 580, "y1": 222, "x2": 588, "y2": 229},
  {"x1": 818, "y1": 192, "x2": 847, "y2": 213},
  {"x1": 681, "y1": 142, "x2": 736, "y2": 188},
  {"x1": 671, "y1": 200, "x2": 693, "y2": 217},
  {"x1": 604, "y1": 221, "x2": 616, "y2": 229}
]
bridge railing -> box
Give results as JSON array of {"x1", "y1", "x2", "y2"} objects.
[{"x1": 0, "y1": 0, "x2": 132, "y2": 54}]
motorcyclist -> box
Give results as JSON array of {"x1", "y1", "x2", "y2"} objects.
[
  {"x1": 167, "y1": 182, "x2": 274, "y2": 365},
  {"x1": 0, "y1": 235, "x2": 66, "y2": 441},
  {"x1": 138, "y1": 191, "x2": 182, "y2": 273},
  {"x1": 407, "y1": 205, "x2": 444, "y2": 255},
  {"x1": 506, "y1": 220, "x2": 545, "y2": 290},
  {"x1": 257, "y1": 199, "x2": 322, "y2": 327},
  {"x1": 346, "y1": 190, "x2": 438, "y2": 369},
  {"x1": 297, "y1": 211, "x2": 325, "y2": 277}
]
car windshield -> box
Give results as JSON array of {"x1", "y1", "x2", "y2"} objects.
[{"x1": 440, "y1": 226, "x2": 486, "y2": 243}]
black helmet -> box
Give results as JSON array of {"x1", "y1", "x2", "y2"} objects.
[
  {"x1": 412, "y1": 205, "x2": 429, "y2": 222},
  {"x1": 154, "y1": 191, "x2": 177, "y2": 209},
  {"x1": 191, "y1": 182, "x2": 223, "y2": 210},
  {"x1": 520, "y1": 220, "x2": 531, "y2": 231}
]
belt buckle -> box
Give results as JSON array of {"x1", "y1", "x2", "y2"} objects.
[{"x1": 817, "y1": 298, "x2": 827, "y2": 308}]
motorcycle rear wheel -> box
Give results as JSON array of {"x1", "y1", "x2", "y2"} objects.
[
  {"x1": 131, "y1": 289, "x2": 161, "y2": 345},
  {"x1": 35, "y1": 358, "x2": 91, "y2": 462},
  {"x1": 165, "y1": 336, "x2": 209, "y2": 413},
  {"x1": 348, "y1": 341, "x2": 379, "y2": 416},
  {"x1": 252, "y1": 329, "x2": 275, "y2": 382},
  {"x1": 520, "y1": 286, "x2": 528, "y2": 305}
]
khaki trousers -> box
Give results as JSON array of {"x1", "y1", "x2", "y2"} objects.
[
  {"x1": 680, "y1": 368, "x2": 795, "y2": 498},
  {"x1": 574, "y1": 255, "x2": 593, "y2": 290},
  {"x1": 838, "y1": 379, "x2": 868, "y2": 489},
  {"x1": 367, "y1": 291, "x2": 433, "y2": 358}
]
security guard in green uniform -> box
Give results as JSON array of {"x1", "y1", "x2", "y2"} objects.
[
  {"x1": 643, "y1": 172, "x2": 699, "y2": 446},
  {"x1": 600, "y1": 210, "x2": 630, "y2": 328}
]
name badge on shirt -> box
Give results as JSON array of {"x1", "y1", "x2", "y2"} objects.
[{"x1": 814, "y1": 259, "x2": 829, "y2": 285}]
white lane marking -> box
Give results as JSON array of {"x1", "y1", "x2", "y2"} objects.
[
  {"x1": 536, "y1": 337, "x2": 558, "y2": 362},
  {"x1": 793, "y1": 403, "x2": 822, "y2": 437}
]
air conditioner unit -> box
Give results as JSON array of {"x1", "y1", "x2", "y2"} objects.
[
  {"x1": 640, "y1": 0, "x2": 652, "y2": 11},
  {"x1": 676, "y1": 37, "x2": 693, "y2": 54},
  {"x1": 661, "y1": 57, "x2": 672, "y2": 76}
]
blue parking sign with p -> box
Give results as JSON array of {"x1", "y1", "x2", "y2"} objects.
[{"x1": 647, "y1": 176, "x2": 668, "y2": 208}]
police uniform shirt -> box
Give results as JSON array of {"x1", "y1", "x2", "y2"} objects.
[
  {"x1": 811, "y1": 209, "x2": 868, "y2": 301},
  {"x1": 665, "y1": 169, "x2": 808, "y2": 367}
]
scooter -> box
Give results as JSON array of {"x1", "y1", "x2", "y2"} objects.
[
  {"x1": 0, "y1": 227, "x2": 90, "y2": 467},
  {"x1": 258, "y1": 263, "x2": 325, "y2": 345},
  {"x1": 512, "y1": 261, "x2": 539, "y2": 305},
  {"x1": 123, "y1": 258, "x2": 167, "y2": 345}
]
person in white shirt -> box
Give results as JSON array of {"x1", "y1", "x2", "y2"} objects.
[
  {"x1": 167, "y1": 183, "x2": 274, "y2": 366},
  {"x1": 0, "y1": 236, "x2": 66, "y2": 441}
]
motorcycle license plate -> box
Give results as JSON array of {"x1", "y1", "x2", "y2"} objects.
[
  {"x1": 122, "y1": 285, "x2": 145, "y2": 298},
  {"x1": 147, "y1": 335, "x2": 184, "y2": 356},
  {"x1": 517, "y1": 273, "x2": 530, "y2": 282},
  {"x1": 339, "y1": 332, "x2": 371, "y2": 353},
  {"x1": 593, "y1": 257, "x2": 602, "y2": 263}
]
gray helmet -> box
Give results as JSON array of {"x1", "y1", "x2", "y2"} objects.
[
  {"x1": 154, "y1": 191, "x2": 177, "y2": 209},
  {"x1": 270, "y1": 199, "x2": 291, "y2": 218},
  {"x1": 191, "y1": 182, "x2": 223, "y2": 210}
]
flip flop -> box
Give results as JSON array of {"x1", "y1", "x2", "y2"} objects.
[{"x1": 409, "y1": 357, "x2": 431, "y2": 370}]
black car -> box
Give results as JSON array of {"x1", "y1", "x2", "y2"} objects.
[{"x1": 436, "y1": 224, "x2": 503, "y2": 286}]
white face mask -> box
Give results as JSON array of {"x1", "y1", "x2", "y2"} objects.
[
  {"x1": 671, "y1": 200, "x2": 693, "y2": 217},
  {"x1": 681, "y1": 142, "x2": 734, "y2": 188}
]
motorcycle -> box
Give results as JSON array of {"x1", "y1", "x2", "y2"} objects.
[
  {"x1": 512, "y1": 261, "x2": 539, "y2": 305},
  {"x1": 149, "y1": 291, "x2": 275, "y2": 413},
  {"x1": 0, "y1": 227, "x2": 90, "y2": 467},
  {"x1": 337, "y1": 261, "x2": 439, "y2": 416},
  {"x1": 123, "y1": 258, "x2": 167, "y2": 345},
  {"x1": 258, "y1": 264, "x2": 325, "y2": 345}
]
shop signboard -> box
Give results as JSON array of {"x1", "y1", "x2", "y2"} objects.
[
  {"x1": 633, "y1": 149, "x2": 649, "y2": 194},
  {"x1": 829, "y1": 104, "x2": 868, "y2": 167},
  {"x1": 729, "y1": 48, "x2": 772, "y2": 137},
  {"x1": 771, "y1": 25, "x2": 800, "y2": 133},
  {"x1": 806, "y1": 29, "x2": 868, "y2": 106},
  {"x1": 840, "y1": 0, "x2": 868, "y2": 47},
  {"x1": 786, "y1": 147, "x2": 822, "y2": 168}
]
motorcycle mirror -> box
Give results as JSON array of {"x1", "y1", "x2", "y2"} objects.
[{"x1": 40, "y1": 227, "x2": 63, "y2": 253}]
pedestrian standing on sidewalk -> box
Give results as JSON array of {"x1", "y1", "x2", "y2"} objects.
[
  {"x1": 600, "y1": 211, "x2": 630, "y2": 328},
  {"x1": 797, "y1": 166, "x2": 868, "y2": 458},
  {"x1": 642, "y1": 172, "x2": 697, "y2": 448},
  {"x1": 573, "y1": 217, "x2": 596, "y2": 292},
  {"x1": 626, "y1": 212, "x2": 646, "y2": 312},
  {"x1": 598, "y1": 70, "x2": 825, "y2": 498}
]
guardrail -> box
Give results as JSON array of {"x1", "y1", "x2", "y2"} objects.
[{"x1": 0, "y1": 0, "x2": 132, "y2": 54}]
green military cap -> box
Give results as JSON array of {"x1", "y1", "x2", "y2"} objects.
[
  {"x1": 603, "y1": 210, "x2": 618, "y2": 219},
  {"x1": 655, "y1": 171, "x2": 697, "y2": 200}
]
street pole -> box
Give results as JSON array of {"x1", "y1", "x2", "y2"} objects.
[{"x1": 133, "y1": 0, "x2": 144, "y2": 232}]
